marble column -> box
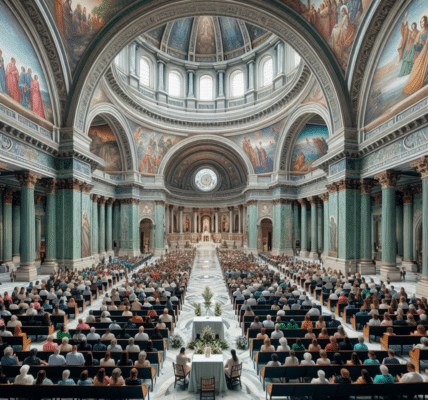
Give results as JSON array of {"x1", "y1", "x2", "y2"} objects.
[
  {"x1": 193, "y1": 208, "x2": 198, "y2": 233},
  {"x1": 169, "y1": 205, "x2": 173, "y2": 234},
  {"x1": 319, "y1": 193, "x2": 329, "y2": 256},
  {"x1": 157, "y1": 60, "x2": 165, "y2": 91},
  {"x1": 298, "y1": 199, "x2": 308, "y2": 258},
  {"x1": 229, "y1": 207, "x2": 233, "y2": 233},
  {"x1": 34, "y1": 193, "x2": 45, "y2": 262},
  {"x1": 12, "y1": 192, "x2": 20, "y2": 263},
  {"x1": 247, "y1": 201, "x2": 258, "y2": 253},
  {"x1": 91, "y1": 195, "x2": 100, "y2": 257},
  {"x1": 129, "y1": 42, "x2": 137, "y2": 75},
  {"x1": 374, "y1": 170, "x2": 401, "y2": 281},
  {"x1": 359, "y1": 179, "x2": 375, "y2": 274},
  {"x1": 247, "y1": 60, "x2": 255, "y2": 91},
  {"x1": 396, "y1": 193, "x2": 404, "y2": 259},
  {"x1": 149, "y1": 224, "x2": 155, "y2": 251},
  {"x1": 238, "y1": 205, "x2": 242, "y2": 234},
  {"x1": 276, "y1": 42, "x2": 284, "y2": 75},
  {"x1": 155, "y1": 200, "x2": 165, "y2": 256},
  {"x1": 40, "y1": 179, "x2": 57, "y2": 274},
  {"x1": 308, "y1": 197, "x2": 318, "y2": 260},
  {"x1": 411, "y1": 157, "x2": 428, "y2": 296},
  {"x1": 293, "y1": 201, "x2": 301, "y2": 252},
  {"x1": 98, "y1": 196, "x2": 107, "y2": 257},
  {"x1": 106, "y1": 198, "x2": 114, "y2": 254},
  {"x1": 187, "y1": 70, "x2": 195, "y2": 97},
  {"x1": 215, "y1": 208, "x2": 219, "y2": 233},
  {"x1": 218, "y1": 70, "x2": 225, "y2": 97},
  {"x1": 15, "y1": 171, "x2": 40, "y2": 281},
  {"x1": 2, "y1": 188, "x2": 13, "y2": 264},
  {"x1": 402, "y1": 187, "x2": 416, "y2": 271},
  {"x1": 317, "y1": 200, "x2": 323, "y2": 253},
  {"x1": 113, "y1": 200, "x2": 120, "y2": 252},
  {"x1": 179, "y1": 207, "x2": 184, "y2": 234}
]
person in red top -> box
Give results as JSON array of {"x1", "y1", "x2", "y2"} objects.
[
  {"x1": 43, "y1": 335, "x2": 59, "y2": 351},
  {"x1": 76, "y1": 318, "x2": 90, "y2": 330},
  {"x1": 338, "y1": 292, "x2": 348, "y2": 304},
  {"x1": 325, "y1": 336, "x2": 340, "y2": 352}
]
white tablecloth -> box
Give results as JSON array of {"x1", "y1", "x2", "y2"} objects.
[
  {"x1": 192, "y1": 316, "x2": 224, "y2": 340},
  {"x1": 187, "y1": 354, "x2": 228, "y2": 393}
]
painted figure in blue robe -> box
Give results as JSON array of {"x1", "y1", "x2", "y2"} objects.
[
  {"x1": 18, "y1": 66, "x2": 29, "y2": 108},
  {"x1": 24, "y1": 68, "x2": 32, "y2": 108},
  {"x1": 0, "y1": 49, "x2": 7, "y2": 94},
  {"x1": 346, "y1": 0, "x2": 362, "y2": 23}
]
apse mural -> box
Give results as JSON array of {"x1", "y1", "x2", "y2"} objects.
[
  {"x1": 291, "y1": 124, "x2": 328, "y2": 174},
  {"x1": 231, "y1": 119, "x2": 285, "y2": 174},
  {"x1": 88, "y1": 125, "x2": 122, "y2": 172},
  {"x1": 132, "y1": 124, "x2": 181, "y2": 174},
  {"x1": 0, "y1": 1, "x2": 53, "y2": 123},
  {"x1": 278, "y1": 0, "x2": 373, "y2": 70},
  {"x1": 54, "y1": 0, "x2": 135, "y2": 70},
  {"x1": 364, "y1": 1, "x2": 428, "y2": 130}
]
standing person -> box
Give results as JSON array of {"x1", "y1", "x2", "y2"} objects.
[
  {"x1": 6, "y1": 57, "x2": 21, "y2": 103},
  {"x1": 30, "y1": 75, "x2": 45, "y2": 119},
  {"x1": 400, "y1": 267, "x2": 406, "y2": 282}
]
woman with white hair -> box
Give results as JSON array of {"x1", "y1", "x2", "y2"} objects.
[
  {"x1": 1, "y1": 347, "x2": 18, "y2": 365},
  {"x1": 311, "y1": 370, "x2": 329, "y2": 384},
  {"x1": 277, "y1": 337, "x2": 290, "y2": 352},
  {"x1": 59, "y1": 336, "x2": 72, "y2": 352},
  {"x1": 271, "y1": 323, "x2": 284, "y2": 339},
  {"x1": 135, "y1": 351, "x2": 151, "y2": 367},
  {"x1": 107, "y1": 339, "x2": 122, "y2": 352},
  {"x1": 7, "y1": 315, "x2": 22, "y2": 328},
  {"x1": 300, "y1": 352, "x2": 315, "y2": 366},
  {"x1": 14, "y1": 365, "x2": 34, "y2": 384},
  {"x1": 58, "y1": 369, "x2": 75, "y2": 385}
]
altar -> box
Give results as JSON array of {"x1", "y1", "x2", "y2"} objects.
[{"x1": 192, "y1": 316, "x2": 224, "y2": 340}]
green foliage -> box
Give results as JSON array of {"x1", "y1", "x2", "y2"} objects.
[
  {"x1": 186, "y1": 326, "x2": 229, "y2": 354},
  {"x1": 192, "y1": 303, "x2": 202, "y2": 316},
  {"x1": 214, "y1": 303, "x2": 222, "y2": 316},
  {"x1": 202, "y1": 287, "x2": 214, "y2": 309}
]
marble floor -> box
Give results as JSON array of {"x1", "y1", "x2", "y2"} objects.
[{"x1": 0, "y1": 252, "x2": 424, "y2": 399}]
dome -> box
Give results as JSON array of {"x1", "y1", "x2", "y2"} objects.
[{"x1": 143, "y1": 16, "x2": 272, "y2": 63}]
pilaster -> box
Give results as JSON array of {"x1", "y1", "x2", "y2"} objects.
[
  {"x1": 2, "y1": 188, "x2": 13, "y2": 264},
  {"x1": 155, "y1": 200, "x2": 165, "y2": 257},
  {"x1": 246, "y1": 200, "x2": 258, "y2": 254},
  {"x1": 272, "y1": 199, "x2": 293, "y2": 256},
  {"x1": 98, "y1": 196, "x2": 107, "y2": 257},
  {"x1": 12, "y1": 192, "x2": 20, "y2": 263},
  {"x1": 308, "y1": 197, "x2": 319, "y2": 260},
  {"x1": 401, "y1": 187, "x2": 416, "y2": 271},
  {"x1": 91, "y1": 194, "x2": 100, "y2": 258},
  {"x1": 319, "y1": 193, "x2": 329, "y2": 256},
  {"x1": 105, "y1": 198, "x2": 114, "y2": 255},
  {"x1": 359, "y1": 179, "x2": 375, "y2": 275},
  {"x1": 298, "y1": 198, "x2": 308, "y2": 258}
]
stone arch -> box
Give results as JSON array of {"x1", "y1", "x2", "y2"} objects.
[
  {"x1": 274, "y1": 103, "x2": 331, "y2": 174},
  {"x1": 65, "y1": 0, "x2": 352, "y2": 137},
  {"x1": 139, "y1": 216, "x2": 155, "y2": 224},
  {"x1": 86, "y1": 104, "x2": 138, "y2": 172}
]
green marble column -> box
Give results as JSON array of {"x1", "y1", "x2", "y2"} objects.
[
  {"x1": 154, "y1": 201, "x2": 165, "y2": 256},
  {"x1": 2, "y1": 189, "x2": 13, "y2": 262},
  {"x1": 375, "y1": 171, "x2": 401, "y2": 281},
  {"x1": 12, "y1": 193, "x2": 20, "y2": 259},
  {"x1": 298, "y1": 199, "x2": 308, "y2": 257},
  {"x1": 308, "y1": 197, "x2": 318, "y2": 259},
  {"x1": 0, "y1": 190, "x2": 3, "y2": 262},
  {"x1": 402, "y1": 189, "x2": 414, "y2": 265},
  {"x1": 293, "y1": 201, "x2": 301, "y2": 251},
  {"x1": 358, "y1": 179, "x2": 374, "y2": 273},
  {"x1": 106, "y1": 199, "x2": 113, "y2": 252},
  {"x1": 319, "y1": 193, "x2": 329, "y2": 255},
  {"x1": 92, "y1": 195, "x2": 99, "y2": 255},
  {"x1": 132, "y1": 200, "x2": 139, "y2": 252},
  {"x1": 396, "y1": 196, "x2": 404, "y2": 257},
  {"x1": 247, "y1": 201, "x2": 258, "y2": 252},
  {"x1": 113, "y1": 201, "x2": 120, "y2": 245},
  {"x1": 43, "y1": 183, "x2": 56, "y2": 262},
  {"x1": 15, "y1": 172, "x2": 39, "y2": 281},
  {"x1": 272, "y1": 200, "x2": 292, "y2": 255},
  {"x1": 317, "y1": 202, "x2": 323, "y2": 252},
  {"x1": 98, "y1": 197, "x2": 106, "y2": 254},
  {"x1": 150, "y1": 224, "x2": 155, "y2": 251}
]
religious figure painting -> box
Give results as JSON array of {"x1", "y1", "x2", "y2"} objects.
[
  {"x1": 329, "y1": 216, "x2": 337, "y2": 253},
  {"x1": 0, "y1": 1, "x2": 53, "y2": 123},
  {"x1": 221, "y1": 215, "x2": 228, "y2": 232},
  {"x1": 132, "y1": 124, "x2": 181, "y2": 174},
  {"x1": 89, "y1": 125, "x2": 122, "y2": 172},
  {"x1": 81, "y1": 211, "x2": 91, "y2": 258},
  {"x1": 54, "y1": 0, "x2": 135, "y2": 71},
  {"x1": 184, "y1": 215, "x2": 191, "y2": 232},
  {"x1": 231, "y1": 119, "x2": 285, "y2": 174},
  {"x1": 365, "y1": 1, "x2": 428, "y2": 131},
  {"x1": 291, "y1": 124, "x2": 329, "y2": 175}
]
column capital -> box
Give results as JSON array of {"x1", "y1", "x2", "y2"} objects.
[
  {"x1": 98, "y1": 196, "x2": 107, "y2": 205},
  {"x1": 3, "y1": 188, "x2": 14, "y2": 204},
  {"x1": 326, "y1": 183, "x2": 339, "y2": 194},
  {"x1": 80, "y1": 183, "x2": 93, "y2": 194},
  {"x1": 319, "y1": 192, "x2": 329, "y2": 202},
  {"x1": 238, "y1": 204, "x2": 244, "y2": 209},
  {"x1": 337, "y1": 178, "x2": 359, "y2": 191},
  {"x1": 34, "y1": 193, "x2": 45, "y2": 205},
  {"x1": 292, "y1": 200, "x2": 300, "y2": 207},
  {"x1": 273, "y1": 199, "x2": 293, "y2": 205},
  {"x1": 246, "y1": 200, "x2": 258, "y2": 206},
  {"x1": 178, "y1": 206, "x2": 184, "y2": 211},
  {"x1": 298, "y1": 198, "x2": 308, "y2": 207},
  {"x1": 307, "y1": 196, "x2": 319, "y2": 206},
  {"x1": 57, "y1": 178, "x2": 84, "y2": 191},
  {"x1": 13, "y1": 191, "x2": 21, "y2": 206},
  {"x1": 192, "y1": 208, "x2": 199, "y2": 212},
  {"x1": 40, "y1": 178, "x2": 57, "y2": 195},
  {"x1": 168, "y1": 204, "x2": 174, "y2": 209},
  {"x1": 370, "y1": 192, "x2": 382, "y2": 206},
  {"x1": 214, "y1": 207, "x2": 220, "y2": 212},
  {"x1": 374, "y1": 170, "x2": 401, "y2": 189},
  {"x1": 395, "y1": 192, "x2": 403, "y2": 206},
  {"x1": 91, "y1": 194, "x2": 101, "y2": 203},
  {"x1": 401, "y1": 186, "x2": 414, "y2": 205},
  {"x1": 360, "y1": 179, "x2": 375, "y2": 195},
  {"x1": 105, "y1": 197, "x2": 115, "y2": 206},
  {"x1": 113, "y1": 199, "x2": 121, "y2": 207},
  {"x1": 410, "y1": 155, "x2": 428, "y2": 179},
  {"x1": 228, "y1": 206, "x2": 234, "y2": 211},
  {"x1": 121, "y1": 198, "x2": 139, "y2": 205},
  {"x1": 15, "y1": 171, "x2": 41, "y2": 189},
  {"x1": 155, "y1": 200, "x2": 166, "y2": 206}
]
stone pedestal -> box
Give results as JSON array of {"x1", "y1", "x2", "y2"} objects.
[
  {"x1": 416, "y1": 278, "x2": 428, "y2": 298},
  {"x1": 16, "y1": 263, "x2": 37, "y2": 281},
  {"x1": 309, "y1": 250, "x2": 319, "y2": 260},
  {"x1": 358, "y1": 260, "x2": 376, "y2": 275},
  {"x1": 299, "y1": 249, "x2": 309, "y2": 258},
  {"x1": 380, "y1": 263, "x2": 401, "y2": 282},
  {"x1": 12, "y1": 255, "x2": 20, "y2": 264},
  {"x1": 402, "y1": 260, "x2": 418, "y2": 272},
  {"x1": 40, "y1": 261, "x2": 58, "y2": 275}
]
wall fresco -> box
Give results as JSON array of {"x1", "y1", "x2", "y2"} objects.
[
  {"x1": 302, "y1": 82, "x2": 328, "y2": 108},
  {"x1": 88, "y1": 124, "x2": 122, "y2": 172}
]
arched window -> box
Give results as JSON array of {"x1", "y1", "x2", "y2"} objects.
[
  {"x1": 199, "y1": 75, "x2": 213, "y2": 101},
  {"x1": 294, "y1": 53, "x2": 301, "y2": 67},
  {"x1": 231, "y1": 71, "x2": 244, "y2": 98},
  {"x1": 139, "y1": 58, "x2": 150, "y2": 87},
  {"x1": 168, "y1": 71, "x2": 181, "y2": 97},
  {"x1": 262, "y1": 57, "x2": 273, "y2": 87}
]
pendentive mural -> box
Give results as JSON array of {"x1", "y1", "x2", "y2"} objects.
[
  {"x1": 231, "y1": 119, "x2": 285, "y2": 174},
  {"x1": 88, "y1": 125, "x2": 122, "y2": 172},
  {"x1": 365, "y1": 0, "x2": 428, "y2": 131},
  {"x1": 0, "y1": 1, "x2": 53, "y2": 123},
  {"x1": 291, "y1": 124, "x2": 329, "y2": 175}
]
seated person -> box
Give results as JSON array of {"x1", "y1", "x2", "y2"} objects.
[{"x1": 175, "y1": 347, "x2": 191, "y2": 375}]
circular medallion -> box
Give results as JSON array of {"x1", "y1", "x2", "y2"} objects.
[{"x1": 195, "y1": 168, "x2": 218, "y2": 192}]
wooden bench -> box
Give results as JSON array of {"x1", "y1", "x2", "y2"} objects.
[
  {"x1": 20, "y1": 325, "x2": 55, "y2": 341},
  {"x1": 2, "y1": 335, "x2": 31, "y2": 351},
  {"x1": 410, "y1": 347, "x2": 428, "y2": 373},
  {"x1": 381, "y1": 334, "x2": 427, "y2": 353},
  {"x1": 362, "y1": 324, "x2": 417, "y2": 343},
  {"x1": 247, "y1": 327, "x2": 338, "y2": 339}
]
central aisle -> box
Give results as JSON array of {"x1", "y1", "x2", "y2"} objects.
[{"x1": 154, "y1": 247, "x2": 264, "y2": 399}]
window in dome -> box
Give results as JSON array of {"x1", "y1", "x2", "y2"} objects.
[
  {"x1": 294, "y1": 52, "x2": 301, "y2": 67},
  {"x1": 199, "y1": 75, "x2": 213, "y2": 101},
  {"x1": 195, "y1": 168, "x2": 218, "y2": 192},
  {"x1": 139, "y1": 58, "x2": 150, "y2": 87},
  {"x1": 262, "y1": 57, "x2": 273, "y2": 87},
  {"x1": 231, "y1": 71, "x2": 244, "y2": 98},
  {"x1": 169, "y1": 71, "x2": 181, "y2": 97}
]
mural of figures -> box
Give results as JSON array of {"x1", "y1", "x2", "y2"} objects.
[
  {"x1": 291, "y1": 124, "x2": 329, "y2": 174},
  {"x1": 132, "y1": 124, "x2": 181, "y2": 174},
  {"x1": 0, "y1": 1, "x2": 53, "y2": 123},
  {"x1": 278, "y1": 0, "x2": 372, "y2": 70},
  {"x1": 221, "y1": 215, "x2": 228, "y2": 232},
  {"x1": 88, "y1": 125, "x2": 122, "y2": 172},
  {"x1": 54, "y1": 0, "x2": 134, "y2": 70},
  {"x1": 82, "y1": 211, "x2": 91, "y2": 258},
  {"x1": 365, "y1": 1, "x2": 428, "y2": 131},
  {"x1": 202, "y1": 216, "x2": 210, "y2": 232},
  {"x1": 329, "y1": 216, "x2": 337, "y2": 253},
  {"x1": 231, "y1": 119, "x2": 285, "y2": 174},
  {"x1": 184, "y1": 215, "x2": 191, "y2": 232}
]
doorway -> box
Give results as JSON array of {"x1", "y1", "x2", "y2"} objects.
[
  {"x1": 261, "y1": 218, "x2": 273, "y2": 252},
  {"x1": 140, "y1": 219, "x2": 152, "y2": 253}
]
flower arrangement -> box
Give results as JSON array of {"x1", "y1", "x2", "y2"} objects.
[
  {"x1": 236, "y1": 336, "x2": 248, "y2": 350},
  {"x1": 187, "y1": 326, "x2": 229, "y2": 354},
  {"x1": 214, "y1": 302, "x2": 222, "y2": 316},
  {"x1": 202, "y1": 286, "x2": 214, "y2": 309},
  {"x1": 170, "y1": 334, "x2": 184, "y2": 349},
  {"x1": 192, "y1": 303, "x2": 202, "y2": 316}
]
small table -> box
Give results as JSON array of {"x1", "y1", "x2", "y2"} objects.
[
  {"x1": 187, "y1": 354, "x2": 228, "y2": 393},
  {"x1": 192, "y1": 316, "x2": 224, "y2": 340}
]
